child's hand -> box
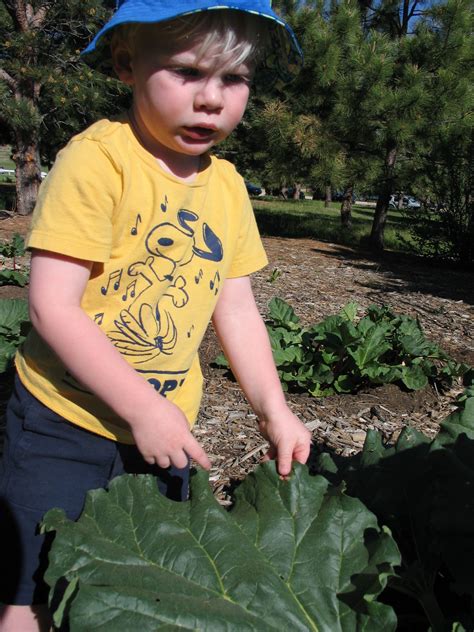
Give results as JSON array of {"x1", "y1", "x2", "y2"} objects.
[
  {"x1": 258, "y1": 407, "x2": 312, "y2": 477},
  {"x1": 130, "y1": 398, "x2": 211, "y2": 471}
]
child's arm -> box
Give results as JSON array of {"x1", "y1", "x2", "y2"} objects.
[
  {"x1": 212, "y1": 276, "x2": 312, "y2": 476},
  {"x1": 28, "y1": 250, "x2": 211, "y2": 471}
]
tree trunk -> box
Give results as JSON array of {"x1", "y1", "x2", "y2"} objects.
[
  {"x1": 324, "y1": 185, "x2": 332, "y2": 207},
  {"x1": 1, "y1": 0, "x2": 46, "y2": 215},
  {"x1": 13, "y1": 135, "x2": 41, "y2": 215},
  {"x1": 370, "y1": 146, "x2": 398, "y2": 252},
  {"x1": 340, "y1": 184, "x2": 354, "y2": 228},
  {"x1": 458, "y1": 183, "x2": 474, "y2": 268}
]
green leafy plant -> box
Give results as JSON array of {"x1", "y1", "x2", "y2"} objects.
[
  {"x1": 0, "y1": 298, "x2": 30, "y2": 372},
  {"x1": 267, "y1": 267, "x2": 283, "y2": 283},
  {"x1": 0, "y1": 233, "x2": 28, "y2": 287},
  {"x1": 0, "y1": 269, "x2": 29, "y2": 287},
  {"x1": 216, "y1": 299, "x2": 469, "y2": 396},
  {"x1": 0, "y1": 233, "x2": 25, "y2": 259},
  {"x1": 312, "y1": 384, "x2": 474, "y2": 630},
  {"x1": 42, "y1": 461, "x2": 400, "y2": 631}
]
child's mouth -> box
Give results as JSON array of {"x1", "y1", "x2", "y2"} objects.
[{"x1": 183, "y1": 126, "x2": 217, "y2": 140}]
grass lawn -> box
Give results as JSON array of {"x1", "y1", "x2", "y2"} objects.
[
  {"x1": 251, "y1": 197, "x2": 411, "y2": 252},
  {"x1": 0, "y1": 145, "x2": 16, "y2": 210},
  {"x1": 0, "y1": 141, "x2": 411, "y2": 254},
  {"x1": 0, "y1": 146, "x2": 15, "y2": 190},
  {"x1": 0, "y1": 146, "x2": 15, "y2": 171}
]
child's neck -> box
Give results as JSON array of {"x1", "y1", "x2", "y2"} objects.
[
  {"x1": 128, "y1": 109, "x2": 202, "y2": 183},
  {"x1": 156, "y1": 152, "x2": 202, "y2": 183}
]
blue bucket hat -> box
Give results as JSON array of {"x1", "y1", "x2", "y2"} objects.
[{"x1": 81, "y1": 0, "x2": 302, "y2": 87}]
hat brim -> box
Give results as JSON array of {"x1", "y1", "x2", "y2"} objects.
[{"x1": 81, "y1": 3, "x2": 302, "y2": 88}]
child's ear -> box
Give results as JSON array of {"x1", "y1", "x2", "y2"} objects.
[{"x1": 111, "y1": 43, "x2": 134, "y2": 84}]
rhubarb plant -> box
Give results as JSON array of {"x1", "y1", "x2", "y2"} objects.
[
  {"x1": 216, "y1": 299, "x2": 469, "y2": 396},
  {"x1": 0, "y1": 233, "x2": 28, "y2": 287},
  {"x1": 40, "y1": 385, "x2": 474, "y2": 630},
  {"x1": 312, "y1": 381, "x2": 474, "y2": 630},
  {"x1": 0, "y1": 298, "x2": 30, "y2": 372},
  {"x1": 42, "y1": 462, "x2": 400, "y2": 631}
]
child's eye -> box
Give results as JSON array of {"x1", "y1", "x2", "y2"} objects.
[
  {"x1": 174, "y1": 67, "x2": 200, "y2": 79},
  {"x1": 223, "y1": 73, "x2": 250, "y2": 86}
]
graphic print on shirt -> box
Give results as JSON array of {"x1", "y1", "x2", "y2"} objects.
[{"x1": 105, "y1": 208, "x2": 223, "y2": 366}]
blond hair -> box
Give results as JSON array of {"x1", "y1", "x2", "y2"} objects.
[{"x1": 112, "y1": 10, "x2": 267, "y2": 71}]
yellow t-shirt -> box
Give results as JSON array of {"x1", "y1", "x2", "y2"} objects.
[{"x1": 16, "y1": 118, "x2": 268, "y2": 443}]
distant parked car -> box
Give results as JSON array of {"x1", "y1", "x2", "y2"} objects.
[
  {"x1": 245, "y1": 181, "x2": 262, "y2": 196},
  {"x1": 389, "y1": 194, "x2": 421, "y2": 210},
  {"x1": 404, "y1": 196, "x2": 421, "y2": 209}
]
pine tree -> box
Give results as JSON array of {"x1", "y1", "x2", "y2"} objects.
[
  {"x1": 239, "y1": 0, "x2": 472, "y2": 257},
  {"x1": 353, "y1": 0, "x2": 430, "y2": 250},
  {"x1": 254, "y1": 1, "x2": 399, "y2": 219},
  {"x1": 296, "y1": 1, "x2": 398, "y2": 227},
  {"x1": 0, "y1": 1, "x2": 129, "y2": 215},
  {"x1": 283, "y1": 0, "x2": 469, "y2": 253},
  {"x1": 401, "y1": 0, "x2": 474, "y2": 266}
]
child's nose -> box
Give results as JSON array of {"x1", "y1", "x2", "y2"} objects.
[{"x1": 194, "y1": 80, "x2": 224, "y2": 111}]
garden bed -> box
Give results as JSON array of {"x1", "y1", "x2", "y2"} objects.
[{"x1": 1, "y1": 212, "x2": 473, "y2": 503}]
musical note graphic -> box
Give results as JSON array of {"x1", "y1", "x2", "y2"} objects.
[
  {"x1": 209, "y1": 271, "x2": 220, "y2": 295},
  {"x1": 94, "y1": 313, "x2": 104, "y2": 325},
  {"x1": 187, "y1": 325, "x2": 195, "y2": 338},
  {"x1": 194, "y1": 269, "x2": 203, "y2": 284},
  {"x1": 122, "y1": 280, "x2": 137, "y2": 302},
  {"x1": 101, "y1": 269, "x2": 122, "y2": 295},
  {"x1": 131, "y1": 213, "x2": 142, "y2": 236},
  {"x1": 161, "y1": 195, "x2": 168, "y2": 212}
]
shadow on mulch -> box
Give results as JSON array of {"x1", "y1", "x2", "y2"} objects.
[{"x1": 310, "y1": 244, "x2": 474, "y2": 305}]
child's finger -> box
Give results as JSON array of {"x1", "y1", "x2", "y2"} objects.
[
  {"x1": 186, "y1": 437, "x2": 211, "y2": 470},
  {"x1": 276, "y1": 447, "x2": 293, "y2": 477},
  {"x1": 293, "y1": 441, "x2": 311, "y2": 465}
]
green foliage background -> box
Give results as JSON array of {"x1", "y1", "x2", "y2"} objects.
[
  {"x1": 0, "y1": 0, "x2": 131, "y2": 166},
  {"x1": 0, "y1": 0, "x2": 472, "y2": 260}
]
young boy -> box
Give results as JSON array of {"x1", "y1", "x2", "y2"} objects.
[{"x1": 0, "y1": 2, "x2": 311, "y2": 629}]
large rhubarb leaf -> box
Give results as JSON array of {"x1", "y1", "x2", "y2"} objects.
[
  {"x1": 42, "y1": 462, "x2": 400, "y2": 631},
  {"x1": 313, "y1": 385, "x2": 474, "y2": 629}
]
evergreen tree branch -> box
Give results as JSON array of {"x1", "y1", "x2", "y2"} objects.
[
  {"x1": 26, "y1": 2, "x2": 50, "y2": 29},
  {"x1": 0, "y1": 66, "x2": 17, "y2": 91}
]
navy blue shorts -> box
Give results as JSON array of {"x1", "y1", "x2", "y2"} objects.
[{"x1": 0, "y1": 374, "x2": 190, "y2": 606}]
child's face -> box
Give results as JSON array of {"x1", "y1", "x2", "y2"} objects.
[{"x1": 115, "y1": 27, "x2": 253, "y2": 175}]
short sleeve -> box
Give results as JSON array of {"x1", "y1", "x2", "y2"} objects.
[
  {"x1": 27, "y1": 138, "x2": 122, "y2": 263},
  {"x1": 226, "y1": 174, "x2": 268, "y2": 278}
]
